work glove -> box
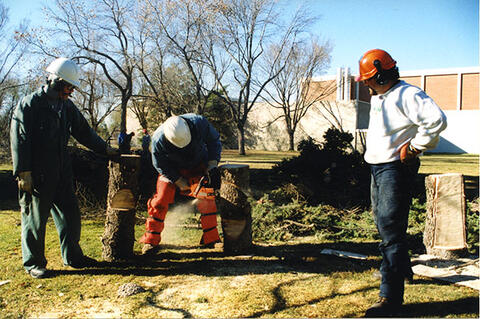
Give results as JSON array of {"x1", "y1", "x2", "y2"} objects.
[
  {"x1": 18, "y1": 171, "x2": 33, "y2": 194},
  {"x1": 207, "y1": 160, "x2": 221, "y2": 190},
  {"x1": 400, "y1": 142, "x2": 421, "y2": 164},
  {"x1": 106, "y1": 145, "x2": 120, "y2": 156},
  {"x1": 175, "y1": 177, "x2": 190, "y2": 192}
]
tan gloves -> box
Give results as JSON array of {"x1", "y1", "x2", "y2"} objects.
[
  {"x1": 175, "y1": 177, "x2": 190, "y2": 192},
  {"x1": 400, "y1": 142, "x2": 421, "y2": 164},
  {"x1": 18, "y1": 171, "x2": 33, "y2": 194}
]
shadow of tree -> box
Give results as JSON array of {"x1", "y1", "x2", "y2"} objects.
[
  {"x1": 248, "y1": 276, "x2": 377, "y2": 318},
  {"x1": 143, "y1": 296, "x2": 192, "y2": 318},
  {"x1": 52, "y1": 242, "x2": 382, "y2": 279},
  {"x1": 402, "y1": 297, "x2": 479, "y2": 318}
]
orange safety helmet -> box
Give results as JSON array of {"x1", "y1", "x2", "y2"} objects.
[{"x1": 355, "y1": 49, "x2": 396, "y2": 82}]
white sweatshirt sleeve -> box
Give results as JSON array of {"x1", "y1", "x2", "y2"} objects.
[
  {"x1": 364, "y1": 81, "x2": 447, "y2": 164},
  {"x1": 404, "y1": 90, "x2": 447, "y2": 151}
]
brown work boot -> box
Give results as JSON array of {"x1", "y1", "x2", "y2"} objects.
[
  {"x1": 364, "y1": 297, "x2": 401, "y2": 317},
  {"x1": 142, "y1": 244, "x2": 160, "y2": 256}
]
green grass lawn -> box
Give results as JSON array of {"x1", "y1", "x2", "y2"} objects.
[
  {"x1": 221, "y1": 150, "x2": 479, "y2": 176},
  {"x1": 0, "y1": 205, "x2": 477, "y2": 318},
  {"x1": 419, "y1": 153, "x2": 479, "y2": 177},
  {"x1": 1, "y1": 150, "x2": 479, "y2": 175},
  {"x1": 0, "y1": 152, "x2": 478, "y2": 318}
]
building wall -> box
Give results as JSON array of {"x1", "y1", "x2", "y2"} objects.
[
  {"x1": 461, "y1": 73, "x2": 479, "y2": 110},
  {"x1": 247, "y1": 101, "x2": 357, "y2": 151},
  {"x1": 425, "y1": 74, "x2": 458, "y2": 110},
  {"x1": 249, "y1": 67, "x2": 479, "y2": 153},
  {"x1": 400, "y1": 67, "x2": 480, "y2": 111},
  {"x1": 434, "y1": 110, "x2": 480, "y2": 153},
  {"x1": 400, "y1": 76, "x2": 421, "y2": 88}
]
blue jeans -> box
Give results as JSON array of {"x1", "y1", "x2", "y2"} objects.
[{"x1": 370, "y1": 159, "x2": 420, "y2": 304}]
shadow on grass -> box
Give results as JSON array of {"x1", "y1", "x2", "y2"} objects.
[
  {"x1": 249, "y1": 276, "x2": 378, "y2": 318},
  {"x1": 246, "y1": 276, "x2": 478, "y2": 318},
  {"x1": 51, "y1": 241, "x2": 381, "y2": 278},
  {"x1": 402, "y1": 296, "x2": 479, "y2": 318},
  {"x1": 144, "y1": 296, "x2": 192, "y2": 318}
]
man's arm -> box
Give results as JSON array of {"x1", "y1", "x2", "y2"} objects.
[
  {"x1": 200, "y1": 116, "x2": 222, "y2": 163},
  {"x1": 10, "y1": 97, "x2": 32, "y2": 177},
  {"x1": 68, "y1": 102, "x2": 109, "y2": 154},
  {"x1": 407, "y1": 91, "x2": 447, "y2": 151},
  {"x1": 151, "y1": 138, "x2": 181, "y2": 183}
]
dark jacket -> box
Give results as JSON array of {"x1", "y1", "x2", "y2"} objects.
[
  {"x1": 10, "y1": 85, "x2": 107, "y2": 183},
  {"x1": 151, "y1": 113, "x2": 222, "y2": 182}
]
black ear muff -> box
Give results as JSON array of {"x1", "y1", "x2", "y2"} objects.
[
  {"x1": 49, "y1": 78, "x2": 66, "y2": 92},
  {"x1": 373, "y1": 59, "x2": 386, "y2": 85}
]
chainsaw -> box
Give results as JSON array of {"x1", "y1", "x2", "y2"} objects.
[{"x1": 181, "y1": 175, "x2": 216, "y2": 200}]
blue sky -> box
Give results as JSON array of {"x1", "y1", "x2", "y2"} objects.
[{"x1": 5, "y1": 0, "x2": 479, "y2": 75}]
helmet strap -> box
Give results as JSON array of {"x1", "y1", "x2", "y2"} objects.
[{"x1": 373, "y1": 60, "x2": 387, "y2": 85}]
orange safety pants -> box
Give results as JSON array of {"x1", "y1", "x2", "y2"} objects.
[{"x1": 139, "y1": 168, "x2": 220, "y2": 246}]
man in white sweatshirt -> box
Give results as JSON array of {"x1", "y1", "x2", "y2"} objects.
[{"x1": 356, "y1": 49, "x2": 447, "y2": 317}]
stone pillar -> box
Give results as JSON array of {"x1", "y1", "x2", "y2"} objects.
[
  {"x1": 101, "y1": 155, "x2": 141, "y2": 261},
  {"x1": 217, "y1": 164, "x2": 253, "y2": 254},
  {"x1": 424, "y1": 173, "x2": 468, "y2": 258}
]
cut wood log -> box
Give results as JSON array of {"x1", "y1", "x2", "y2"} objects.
[
  {"x1": 101, "y1": 155, "x2": 141, "y2": 262},
  {"x1": 217, "y1": 164, "x2": 253, "y2": 254},
  {"x1": 424, "y1": 173, "x2": 468, "y2": 259}
]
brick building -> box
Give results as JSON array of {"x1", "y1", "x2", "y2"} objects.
[{"x1": 248, "y1": 66, "x2": 479, "y2": 153}]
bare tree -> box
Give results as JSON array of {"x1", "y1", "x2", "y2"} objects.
[
  {"x1": 0, "y1": 3, "x2": 30, "y2": 157},
  {"x1": 202, "y1": 0, "x2": 313, "y2": 155},
  {"x1": 262, "y1": 38, "x2": 334, "y2": 150},
  {"x1": 133, "y1": 9, "x2": 196, "y2": 126},
  {"x1": 0, "y1": 3, "x2": 28, "y2": 98},
  {"x1": 131, "y1": 4, "x2": 173, "y2": 124},
  {"x1": 34, "y1": 0, "x2": 138, "y2": 135},
  {"x1": 72, "y1": 63, "x2": 119, "y2": 133},
  {"x1": 313, "y1": 100, "x2": 349, "y2": 133},
  {"x1": 144, "y1": 0, "x2": 218, "y2": 115}
]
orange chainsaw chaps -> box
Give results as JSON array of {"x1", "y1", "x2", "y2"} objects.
[
  {"x1": 200, "y1": 211, "x2": 220, "y2": 245},
  {"x1": 201, "y1": 227, "x2": 221, "y2": 245},
  {"x1": 196, "y1": 198, "x2": 217, "y2": 214},
  {"x1": 140, "y1": 175, "x2": 176, "y2": 245},
  {"x1": 145, "y1": 217, "x2": 165, "y2": 233},
  {"x1": 151, "y1": 177, "x2": 176, "y2": 207},
  {"x1": 139, "y1": 232, "x2": 161, "y2": 245},
  {"x1": 200, "y1": 212, "x2": 217, "y2": 228},
  {"x1": 198, "y1": 198, "x2": 220, "y2": 245}
]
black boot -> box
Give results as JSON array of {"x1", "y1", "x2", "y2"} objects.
[
  {"x1": 364, "y1": 297, "x2": 402, "y2": 317},
  {"x1": 67, "y1": 256, "x2": 98, "y2": 269}
]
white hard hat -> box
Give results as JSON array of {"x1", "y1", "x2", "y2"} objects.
[
  {"x1": 46, "y1": 57, "x2": 81, "y2": 87},
  {"x1": 163, "y1": 116, "x2": 191, "y2": 148}
]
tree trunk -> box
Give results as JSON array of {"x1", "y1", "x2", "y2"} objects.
[
  {"x1": 237, "y1": 126, "x2": 246, "y2": 155},
  {"x1": 217, "y1": 164, "x2": 252, "y2": 254},
  {"x1": 288, "y1": 131, "x2": 295, "y2": 151},
  {"x1": 424, "y1": 173, "x2": 468, "y2": 259},
  {"x1": 101, "y1": 155, "x2": 141, "y2": 262},
  {"x1": 120, "y1": 95, "x2": 128, "y2": 133}
]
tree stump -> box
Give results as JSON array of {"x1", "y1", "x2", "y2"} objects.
[
  {"x1": 101, "y1": 155, "x2": 141, "y2": 262},
  {"x1": 424, "y1": 173, "x2": 468, "y2": 258},
  {"x1": 217, "y1": 164, "x2": 253, "y2": 254}
]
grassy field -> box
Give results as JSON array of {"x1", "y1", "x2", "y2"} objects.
[
  {"x1": 222, "y1": 150, "x2": 479, "y2": 177},
  {"x1": 0, "y1": 152, "x2": 478, "y2": 318},
  {"x1": 0, "y1": 206, "x2": 478, "y2": 318}
]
